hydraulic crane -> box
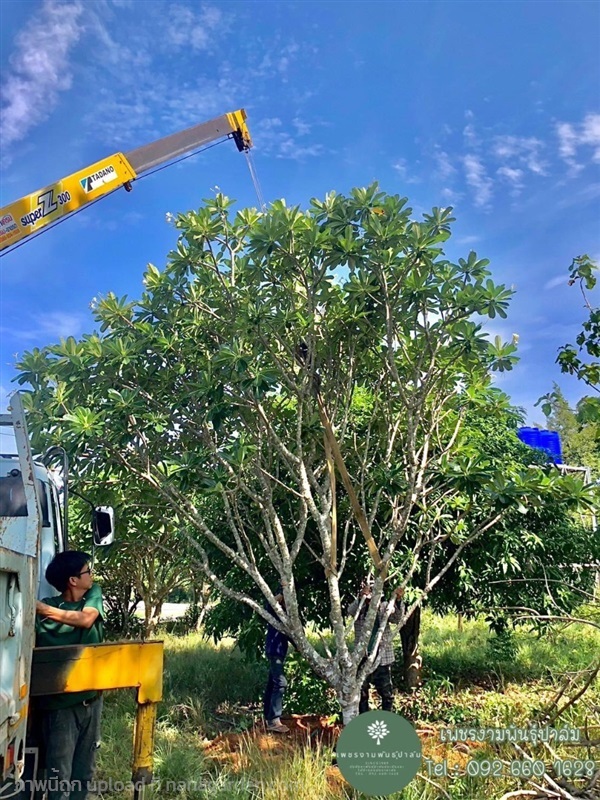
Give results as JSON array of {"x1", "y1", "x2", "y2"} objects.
[{"x1": 0, "y1": 109, "x2": 252, "y2": 253}]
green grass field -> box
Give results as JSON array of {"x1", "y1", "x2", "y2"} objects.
[{"x1": 95, "y1": 609, "x2": 599, "y2": 800}]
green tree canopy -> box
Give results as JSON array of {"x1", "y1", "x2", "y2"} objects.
[{"x1": 15, "y1": 184, "x2": 594, "y2": 721}]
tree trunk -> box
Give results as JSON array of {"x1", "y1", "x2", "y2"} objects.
[
  {"x1": 144, "y1": 600, "x2": 162, "y2": 638},
  {"x1": 400, "y1": 606, "x2": 422, "y2": 690},
  {"x1": 339, "y1": 694, "x2": 360, "y2": 725},
  {"x1": 337, "y1": 665, "x2": 362, "y2": 725}
]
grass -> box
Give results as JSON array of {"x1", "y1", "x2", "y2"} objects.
[{"x1": 95, "y1": 609, "x2": 600, "y2": 799}]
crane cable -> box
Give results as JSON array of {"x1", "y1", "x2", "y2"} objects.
[
  {"x1": 0, "y1": 135, "x2": 260, "y2": 258},
  {"x1": 244, "y1": 149, "x2": 267, "y2": 211}
]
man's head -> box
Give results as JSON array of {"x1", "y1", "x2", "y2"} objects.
[
  {"x1": 360, "y1": 576, "x2": 374, "y2": 599},
  {"x1": 274, "y1": 584, "x2": 285, "y2": 608},
  {"x1": 46, "y1": 551, "x2": 93, "y2": 594}
]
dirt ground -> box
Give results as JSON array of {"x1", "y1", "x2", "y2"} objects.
[{"x1": 202, "y1": 714, "x2": 484, "y2": 792}]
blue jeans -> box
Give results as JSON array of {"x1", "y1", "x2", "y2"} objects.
[
  {"x1": 41, "y1": 696, "x2": 103, "y2": 800},
  {"x1": 263, "y1": 656, "x2": 287, "y2": 721}
]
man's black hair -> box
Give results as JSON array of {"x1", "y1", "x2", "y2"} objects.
[{"x1": 45, "y1": 551, "x2": 91, "y2": 593}]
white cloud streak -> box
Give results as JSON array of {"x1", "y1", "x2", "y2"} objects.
[
  {"x1": 0, "y1": 1, "x2": 84, "y2": 159},
  {"x1": 556, "y1": 113, "x2": 600, "y2": 170},
  {"x1": 254, "y1": 116, "x2": 326, "y2": 161},
  {"x1": 493, "y1": 135, "x2": 547, "y2": 175},
  {"x1": 581, "y1": 114, "x2": 600, "y2": 161},
  {"x1": 1, "y1": 311, "x2": 87, "y2": 343},
  {"x1": 165, "y1": 4, "x2": 224, "y2": 50},
  {"x1": 392, "y1": 158, "x2": 421, "y2": 184},
  {"x1": 544, "y1": 274, "x2": 568, "y2": 291},
  {"x1": 434, "y1": 148, "x2": 456, "y2": 181},
  {"x1": 463, "y1": 154, "x2": 493, "y2": 208},
  {"x1": 497, "y1": 165, "x2": 524, "y2": 194}
]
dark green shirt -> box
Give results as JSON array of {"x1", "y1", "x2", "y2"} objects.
[{"x1": 35, "y1": 583, "x2": 104, "y2": 710}]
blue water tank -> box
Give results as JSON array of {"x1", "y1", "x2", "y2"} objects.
[
  {"x1": 517, "y1": 427, "x2": 563, "y2": 464},
  {"x1": 517, "y1": 427, "x2": 539, "y2": 448},
  {"x1": 543, "y1": 431, "x2": 563, "y2": 464}
]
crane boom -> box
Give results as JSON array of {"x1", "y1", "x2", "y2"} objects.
[{"x1": 0, "y1": 109, "x2": 252, "y2": 253}]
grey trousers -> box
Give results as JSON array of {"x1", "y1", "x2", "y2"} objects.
[{"x1": 41, "y1": 697, "x2": 102, "y2": 800}]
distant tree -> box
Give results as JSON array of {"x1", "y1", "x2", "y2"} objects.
[
  {"x1": 69, "y1": 481, "x2": 197, "y2": 637},
  {"x1": 548, "y1": 255, "x2": 599, "y2": 411},
  {"x1": 536, "y1": 384, "x2": 600, "y2": 476},
  {"x1": 16, "y1": 185, "x2": 593, "y2": 722},
  {"x1": 430, "y1": 405, "x2": 600, "y2": 637}
]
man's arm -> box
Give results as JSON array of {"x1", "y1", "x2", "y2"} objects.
[
  {"x1": 348, "y1": 584, "x2": 371, "y2": 617},
  {"x1": 385, "y1": 588, "x2": 405, "y2": 624},
  {"x1": 36, "y1": 601, "x2": 99, "y2": 630},
  {"x1": 347, "y1": 596, "x2": 361, "y2": 616}
]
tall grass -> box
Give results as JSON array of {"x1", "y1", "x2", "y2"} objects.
[{"x1": 95, "y1": 610, "x2": 599, "y2": 799}]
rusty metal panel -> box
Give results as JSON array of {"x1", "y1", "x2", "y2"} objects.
[{"x1": 31, "y1": 641, "x2": 164, "y2": 703}]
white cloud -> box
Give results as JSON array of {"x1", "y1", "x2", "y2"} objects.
[
  {"x1": 544, "y1": 274, "x2": 568, "y2": 291},
  {"x1": 497, "y1": 165, "x2": 523, "y2": 182},
  {"x1": 463, "y1": 154, "x2": 493, "y2": 208},
  {"x1": 556, "y1": 113, "x2": 600, "y2": 170},
  {"x1": 556, "y1": 122, "x2": 577, "y2": 160},
  {"x1": 165, "y1": 4, "x2": 224, "y2": 50},
  {"x1": 440, "y1": 187, "x2": 463, "y2": 205},
  {"x1": 497, "y1": 165, "x2": 524, "y2": 194},
  {"x1": 392, "y1": 158, "x2": 421, "y2": 184},
  {"x1": 38, "y1": 312, "x2": 87, "y2": 340},
  {"x1": 293, "y1": 118, "x2": 311, "y2": 136},
  {"x1": 255, "y1": 116, "x2": 325, "y2": 161},
  {"x1": 277, "y1": 139, "x2": 325, "y2": 160},
  {"x1": 277, "y1": 42, "x2": 300, "y2": 77},
  {"x1": 0, "y1": 0, "x2": 84, "y2": 161},
  {"x1": 581, "y1": 113, "x2": 600, "y2": 161},
  {"x1": 83, "y1": 73, "x2": 238, "y2": 148},
  {"x1": 456, "y1": 234, "x2": 481, "y2": 245},
  {"x1": 531, "y1": 322, "x2": 580, "y2": 341},
  {"x1": 434, "y1": 148, "x2": 456, "y2": 181},
  {"x1": 556, "y1": 121, "x2": 583, "y2": 173},
  {"x1": 248, "y1": 40, "x2": 301, "y2": 81},
  {"x1": 1, "y1": 312, "x2": 87, "y2": 343},
  {"x1": 554, "y1": 182, "x2": 600, "y2": 210},
  {"x1": 463, "y1": 123, "x2": 478, "y2": 148},
  {"x1": 493, "y1": 135, "x2": 547, "y2": 175}
]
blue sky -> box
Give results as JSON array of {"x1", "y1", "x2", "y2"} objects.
[{"x1": 1, "y1": 0, "x2": 599, "y2": 432}]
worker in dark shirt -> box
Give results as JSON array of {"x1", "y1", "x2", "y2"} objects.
[
  {"x1": 35, "y1": 551, "x2": 105, "y2": 800},
  {"x1": 263, "y1": 587, "x2": 290, "y2": 733}
]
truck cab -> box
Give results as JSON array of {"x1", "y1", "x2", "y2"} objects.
[{"x1": 0, "y1": 389, "x2": 70, "y2": 794}]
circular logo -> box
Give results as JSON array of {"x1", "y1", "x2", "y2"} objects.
[{"x1": 336, "y1": 710, "x2": 422, "y2": 796}]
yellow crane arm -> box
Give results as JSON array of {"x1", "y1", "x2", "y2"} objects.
[{"x1": 0, "y1": 109, "x2": 252, "y2": 253}]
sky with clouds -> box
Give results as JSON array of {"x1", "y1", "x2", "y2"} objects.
[{"x1": 1, "y1": 0, "x2": 599, "y2": 435}]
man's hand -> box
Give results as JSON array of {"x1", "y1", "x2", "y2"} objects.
[{"x1": 36, "y1": 600, "x2": 51, "y2": 616}]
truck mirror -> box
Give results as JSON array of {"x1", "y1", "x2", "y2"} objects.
[{"x1": 93, "y1": 506, "x2": 115, "y2": 546}]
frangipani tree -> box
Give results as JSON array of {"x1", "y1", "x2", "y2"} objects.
[{"x1": 17, "y1": 184, "x2": 592, "y2": 721}]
